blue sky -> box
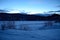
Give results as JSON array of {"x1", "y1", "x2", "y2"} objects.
[{"x1": 0, "y1": 0, "x2": 60, "y2": 14}]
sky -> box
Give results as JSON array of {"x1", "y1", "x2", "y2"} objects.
[{"x1": 0, "y1": 0, "x2": 60, "y2": 14}]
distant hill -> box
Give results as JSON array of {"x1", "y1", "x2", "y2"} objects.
[
  {"x1": 33, "y1": 14, "x2": 53, "y2": 16},
  {"x1": 0, "y1": 13, "x2": 60, "y2": 21}
]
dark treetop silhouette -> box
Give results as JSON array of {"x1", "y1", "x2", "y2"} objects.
[{"x1": 0, "y1": 13, "x2": 60, "y2": 21}]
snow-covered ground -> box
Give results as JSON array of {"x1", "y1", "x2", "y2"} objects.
[
  {"x1": 0, "y1": 21, "x2": 60, "y2": 40},
  {"x1": 0, "y1": 29, "x2": 60, "y2": 40}
]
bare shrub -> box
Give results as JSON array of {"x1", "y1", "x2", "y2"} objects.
[
  {"x1": 7, "y1": 21, "x2": 16, "y2": 29},
  {"x1": 7, "y1": 25, "x2": 16, "y2": 29},
  {"x1": 44, "y1": 21, "x2": 53, "y2": 27},
  {"x1": 39, "y1": 21, "x2": 53, "y2": 30},
  {"x1": 19, "y1": 24, "x2": 30, "y2": 31},
  {"x1": 1, "y1": 24, "x2": 6, "y2": 30}
]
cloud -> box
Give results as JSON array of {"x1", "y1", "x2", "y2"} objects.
[
  {"x1": 47, "y1": 10, "x2": 60, "y2": 14},
  {"x1": 49, "y1": 10, "x2": 60, "y2": 12},
  {"x1": 57, "y1": 5, "x2": 60, "y2": 7}
]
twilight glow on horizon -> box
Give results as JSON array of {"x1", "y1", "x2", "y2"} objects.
[{"x1": 0, "y1": 0, "x2": 60, "y2": 14}]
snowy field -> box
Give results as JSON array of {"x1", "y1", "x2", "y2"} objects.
[
  {"x1": 0, "y1": 29, "x2": 60, "y2": 40},
  {"x1": 0, "y1": 21, "x2": 60, "y2": 40}
]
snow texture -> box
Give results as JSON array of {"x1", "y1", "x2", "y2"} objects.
[{"x1": 0, "y1": 21, "x2": 60, "y2": 40}]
